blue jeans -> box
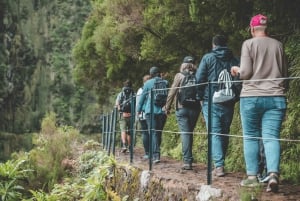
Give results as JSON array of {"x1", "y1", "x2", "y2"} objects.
[
  {"x1": 146, "y1": 113, "x2": 167, "y2": 159},
  {"x1": 202, "y1": 101, "x2": 234, "y2": 168},
  {"x1": 176, "y1": 107, "x2": 200, "y2": 164},
  {"x1": 139, "y1": 119, "x2": 149, "y2": 155},
  {"x1": 240, "y1": 97, "x2": 286, "y2": 176}
]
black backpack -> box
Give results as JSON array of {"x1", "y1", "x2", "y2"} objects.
[
  {"x1": 153, "y1": 77, "x2": 168, "y2": 107},
  {"x1": 119, "y1": 87, "x2": 134, "y2": 113},
  {"x1": 178, "y1": 71, "x2": 198, "y2": 107}
]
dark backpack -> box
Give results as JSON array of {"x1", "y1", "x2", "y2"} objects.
[
  {"x1": 153, "y1": 77, "x2": 168, "y2": 107},
  {"x1": 119, "y1": 87, "x2": 134, "y2": 113},
  {"x1": 178, "y1": 71, "x2": 198, "y2": 107}
]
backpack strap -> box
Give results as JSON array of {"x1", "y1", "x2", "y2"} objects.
[{"x1": 176, "y1": 72, "x2": 186, "y2": 110}]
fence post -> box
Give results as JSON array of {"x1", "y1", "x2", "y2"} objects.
[
  {"x1": 129, "y1": 95, "x2": 136, "y2": 163},
  {"x1": 112, "y1": 107, "x2": 118, "y2": 156},
  {"x1": 105, "y1": 113, "x2": 110, "y2": 151},
  {"x1": 102, "y1": 115, "x2": 106, "y2": 149},
  {"x1": 149, "y1": 89, "x2": 154, "y2": 171},
  {"x1": 207, "y1": 82, "x2": 212, "y2": 185},
  {"x1": 107, "y1": 110, "x2": 114, "y2": 155}
]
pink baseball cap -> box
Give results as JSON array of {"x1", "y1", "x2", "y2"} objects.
[{"x1": 250, "y1": 14, "x2": 267, "y2": 27}]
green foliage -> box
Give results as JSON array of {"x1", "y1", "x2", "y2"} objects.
[
  {"x1": 0, "y1": 158, "x2": 32, "y2": 201},
  {"x1": 161, "y1": 114, "x2": 180, "y2": 157},
  {"x1": 26, "y1": 140, "x2": 119, "y2": 201},
  {"x1": 239, "y1": 185, "x2": 263, "y2": 201},
  {"x1": 279, "y1": 32, "x2": 300, "y2": 183},
  {"x1": 28, "y1": 113, "x2": 81, "y2": 190},
  {"x1": 0, "y1": 0, "x2": 96, "y2": 133}
]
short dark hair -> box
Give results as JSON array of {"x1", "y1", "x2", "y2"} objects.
[
  {"x1": 149, "y1": 66, "x2": 160, "y2": 76},
  {"x1": 212, "y1": 35, "x2": 227, "y2": 47},
  {"x1": 123, "y1": 79, "x2": 132, "y2": 87}
]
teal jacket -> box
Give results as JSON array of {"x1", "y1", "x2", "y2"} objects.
[{"x1": 137, "y1": 76, "x2": 167, "y2": 115}]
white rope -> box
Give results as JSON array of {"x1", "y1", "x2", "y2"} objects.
[
  {"x1": 104, "y1": 76, "x2": 300, "y2": 143},
  {"x1": 104, "y1": 128, "x2": 300, "y2": 143}
]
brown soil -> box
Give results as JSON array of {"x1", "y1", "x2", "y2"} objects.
[{"x1": 114, "y1": 147, "x2": 300, "y2": 201}]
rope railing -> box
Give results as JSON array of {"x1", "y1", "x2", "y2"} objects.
[{"x1": 100, "y1": 76, "x2": 300, "y2": 185}]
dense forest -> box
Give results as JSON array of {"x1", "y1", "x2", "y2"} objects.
[
  {"x1": 1, "y1": 0, "x2": 299, "y2": 133},
  {"x1": 0, "y1": 0, "x2": 299, "y2": 200}
]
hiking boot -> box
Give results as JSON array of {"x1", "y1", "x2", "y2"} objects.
[
  {"x1": 240, "y1": 177, "x2": 260, "y2": 187},
  {"x1": 213, "y1": 166, "x2": 225, "y2": 177},
  {"x1": 266, "y1": 173, "x2": 279, "y2": 193},
  {"x1": 181, "y1": 164, "x2": 192, "y2": 170}
]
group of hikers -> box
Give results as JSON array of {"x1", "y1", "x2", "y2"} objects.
[{"x1": 115, "y1": 14, "x2": 288, "y2": 193}]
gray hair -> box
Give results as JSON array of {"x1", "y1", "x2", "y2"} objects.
[{"x1": 180, "y1": 62, "x2": 196, "y2": 73}]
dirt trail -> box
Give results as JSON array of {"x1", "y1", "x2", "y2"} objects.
[{"x1": 114, "y1": 147, "x2": 300, "y2": 201}]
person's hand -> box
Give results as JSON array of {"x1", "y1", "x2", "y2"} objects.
[{"x1": 231, "y1": 66, "x2": 240, "y2": 76}]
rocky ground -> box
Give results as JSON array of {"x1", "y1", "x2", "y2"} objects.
[{"x1": 113, "y1": 147, "x2": 300, "y2": 201}]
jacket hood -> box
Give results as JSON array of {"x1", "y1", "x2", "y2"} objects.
[{"x1": 211, "y1": 46, "x2": 234, "y2": 61}]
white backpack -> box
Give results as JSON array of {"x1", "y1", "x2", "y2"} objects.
[{"x1": 212, "y1": 69, "x2": 235, "y2": 103}]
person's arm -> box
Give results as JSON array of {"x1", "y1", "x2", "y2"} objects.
[
  {"x1": 115, "y1": 92, "x2": 121, "y2": 111},
  {"x1": 238, "y1": 41, "x2": 253, "y2": 80},
  {"x1": 137, "y1": 83, "x2": 148, "y2": 113},
  {"x1": 164, "y1": 73, "x2": 181, "y2": 112},
  {"x1": 136, "y1": 88, "x2": 142, "y2": 110},
  {"x1": 196, "y1": 56, "x2": 208, "y2": 100}
]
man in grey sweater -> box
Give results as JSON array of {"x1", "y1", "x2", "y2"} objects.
[{"x1": 231, "y1": 14, "x2": 288, "y2": 192}]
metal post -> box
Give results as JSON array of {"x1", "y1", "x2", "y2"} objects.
[
  {"x1": 149, "y1": 89, "x2": 154, "y2": 171},
  {"x1": 107, "y1": 110, "x2": 113, "y2": 155},
  {"x1": 207, "y1": 82, "x2": 212, "y2": 185},
  {"x1": 105, "y1": 113, "x2": 110, "y2": 151},
  {"x1": 130, "y1": 95, "x2": 136, "y2": 163},
  {"x1": 112, "y1": 107, "x2": 118, "y2": 156},
  {"x1": 102, "y1": 115, "x2": 105, "y2": 148},
  {"x1": 103, "y1": 115, "x2": 107, "y2": 149}
]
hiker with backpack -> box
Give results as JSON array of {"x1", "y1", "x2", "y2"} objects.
[
  {"x1": 163, "y1": 56, "x2": 201, "y2": 170},
  {"x1": 195, "y1": 35, "x2": 240, "y2": 177},
  {"x1": 136, "y1": 74, "x2": 151, "y2": 159},
  {"x1": 136, "y1": 66, "x2": 168, "y2": 164},
  {"x1": 116, "y1": 79, "x2": 135, "y2": 153}
]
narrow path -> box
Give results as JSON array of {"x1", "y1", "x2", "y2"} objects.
[{"x1": 113, "y1": 147, "x2": 300, "y2": 201}]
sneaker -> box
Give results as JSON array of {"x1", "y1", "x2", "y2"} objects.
[
  {"x1": 240, "y1": 177, "x2": 260, "y2": 187},
  {"x1": 213, "y1": 166, "x2": 225, "y2": 177},
  {"x1": 266, "y1": 174, "x2": 279, "y2": 193},
  {"x1": 153, "y1": 158, "x2": 160, "y2": 164},
  {"x1": 258, "y1": 175, "x2": 270, "y2": 183},
  {"x1": 121, "y1": 145, "x2": 127, "y2": 153},
  {"x1": 181, "y1": 164, "x2": 192, "y2": 170}
]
